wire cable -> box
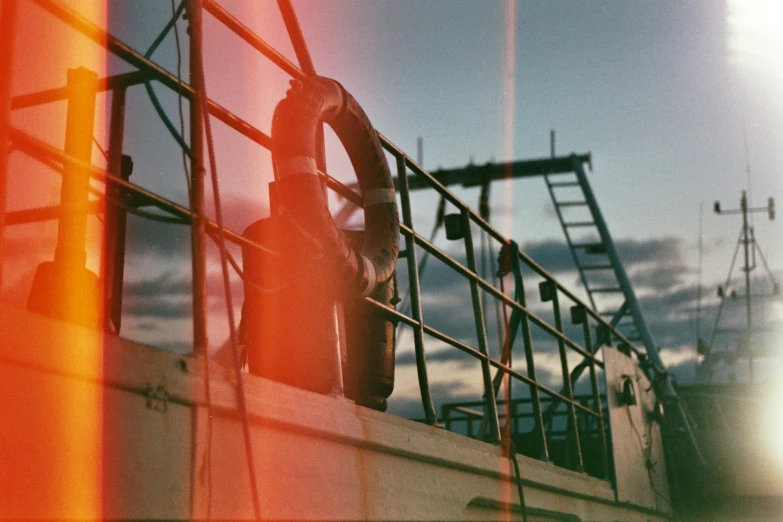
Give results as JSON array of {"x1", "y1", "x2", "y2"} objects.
[
  {"x1": 625, "y1": 402, "x2": 670, "y2": 509},
  {"x1": 191, "y1": 2, "x2": 262, "y2": 516},
  {"x1": 707, "y1": 227, "x2": 745, "y2": 349},
  {"x1": 170, "y1": 0, "x2": 191, "y2": 195},
  {"x1": 753, "y1": 239, "x2": 779, "y2": 290},
  {"x1": 92, "y1": 136, "x2": 109, "y2": 163},
  {"x1": 508, "y1": 438, "x2": 529, "y2": 522},
  {"x1": 142, "y1": 0, "x2": 193, "y2": 194},
  {"x1": 145, "y1": 0, "x2": 187, "y2": 59}
]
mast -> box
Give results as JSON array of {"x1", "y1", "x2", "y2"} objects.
[{"x1": 711, "y1": 190, "x2": 776, "y2": 382}]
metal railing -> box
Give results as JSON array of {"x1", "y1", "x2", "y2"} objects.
[
  {"x1": 441, "y1": 394, "x2": 611, "y2": 479},
  {"x1": 0, "y1": 0, "x2": 668, "y2": 482}
]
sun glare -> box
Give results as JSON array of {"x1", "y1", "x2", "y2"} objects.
[
  {"x1": 727, "y1": 0, "x2": 783, "y2": 79},
  {"x1": 761, "y1": 380, "x2": 783, "y2": 469}
]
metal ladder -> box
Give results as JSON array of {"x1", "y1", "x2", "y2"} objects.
[{"x1": 544, "y1": 155, "x2": 655, "y2": 355}]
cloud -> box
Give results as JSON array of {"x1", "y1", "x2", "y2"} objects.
[
  {"x1": 387, "y1": 379, "x2": 484, "y2": 420},
  {"x1": 125, "y1": 215, "x2": 191, "y2": 260},
  {"x1": 123, "y1": 298, "x2": 191, "y2": 319},
  {"x1": 616, "y1": 236, "x2": 683, "y2": 265},
  {"x1": 387, "y1": 233, "x2": 741, "y2": 411},
  {"x1": 125, "y1": 195, "x2": 267, "y2": 262},
  {"x1": 522, "y1": 240, "x2": 573, "y2": 273},
  {"x1": 124, "y1": 271, "x2": 191, "y2": 299},
  {"x1": 396, "y1": 346, "x2": 473, "y2": 368}
]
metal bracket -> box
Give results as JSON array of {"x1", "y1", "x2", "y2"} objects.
[{"x1": 145, "y1": 383, "x2": 169, "y2": 413}]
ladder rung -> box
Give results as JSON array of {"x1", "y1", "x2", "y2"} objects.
[
  {"x1": 548, "y1": 181, "x2": 580, "y2": 187},
  {"x1": 572, "y1": 243, "x2": 606, "y2": 254},
  {"x1": 590, "y1": 287, "x2": 623, "y2": 293},
  {"x1": 581, "y1": 264, "x2": 613, "y2": 270},
  {"x1": 556, "y1": 201, "x2": 588, "y2": 207},
  {"x1": 564, "y1": 221, "x2": 596, "y2": 228},
  {"x1": 602, "y1": 311, "x2": 631, "y2": 320}
]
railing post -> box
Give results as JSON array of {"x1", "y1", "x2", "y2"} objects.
[
  {"x1": 541, "y1": 280, "x2": 584, "y2": 472},
  {"x1": 510, "y1": 251, "x2": 550, "y2": 462},
  {"x1": 461, "y1": 209, "x2": 501, "y2": 443},
  {"x1": 103, "y1": 85, "x2": 128, "y2": 333},
  {"x1": 27, "y1": 67, "x2": 100, "y2": 327},
  {"x1": 578, "y1": 308, "x2": 610, "y2": 479},
  {"x1": 189, "y1": 0, "x2": 208, "y2": 354},
  {"x1": 0, "y1": 0, "x2": 17, "y2": 290},
  {"x1": 396, "y1": 155, "x2": 438, "y2": 425},
  {"x1": 54, "y1": 67, "x2": 98, "y2": 270}
]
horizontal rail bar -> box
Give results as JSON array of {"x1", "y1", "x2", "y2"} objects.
[
  {"x1": 33, "y1": 0, "x2": 273, "y2": 149},
  {"x1": 392, "y1": 154, "x2": 592, "y2": 191},
  {"x1": 28, "y1": 0, "x2": 655, "y2": 381},
  {"x1": 5, "y1": 200, "x2": 102, "y2": 225},
  {"x1": 415, "y1": 321, "x2": 601, "y2": 419},
  {"x1": 11, "y1": 71, "x2": 147, "y2": 109},
  {"x1": 363, "y1": 297, "x2": 420, "y2": 328},
  {"x1": 9, "y1": 126, "x2": 280, "y2": 257},
  {"x1": 453, "y1": 406, "x2": 484, "y2": 418},
  {"x1": 25, "y1": 1, "x2": 363, "y2": 212},
  {"x1": 379, "y1": 141, "x2": 646, "y2": 357},
  {"x1": 399, "y1": 222, "x2": 601, "y2": 364},
  {"x1": 203, "y1": 0, "x2": 305, "y2": 80}
]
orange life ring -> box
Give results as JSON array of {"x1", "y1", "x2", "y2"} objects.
[{"x1": 271, "y1": 76, "x2": 399, "y2": 297}]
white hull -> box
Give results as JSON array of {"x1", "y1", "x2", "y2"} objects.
[{"x1": 0, "y1": 302, "x2": 669, "y2": 520}]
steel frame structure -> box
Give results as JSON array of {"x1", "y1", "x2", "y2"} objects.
[{"x1": 0, "y1": 0, "x2": 674, "y2": 484}]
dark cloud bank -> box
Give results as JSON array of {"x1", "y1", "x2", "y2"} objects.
[{"x1": 113, "y1": 214, "x2": 781, "y2": 419}]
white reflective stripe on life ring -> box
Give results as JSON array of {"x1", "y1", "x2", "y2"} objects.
[
  {"x1": 277, "y1": 156, "x2": 318, "y2": 178},
  {"x1": 362, "y1": 188, "x2": 396, "y2": 208},
  {"x1": 358, "y1": 255, "x2": 377, "y2": 298}
]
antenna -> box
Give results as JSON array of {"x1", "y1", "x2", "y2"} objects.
[
  {"x1": 742, "y1": 115, "x2": 753, "y2": 226},
  {"x1": 696, "y1": 204, "x2": 704, "y2": 355},
  {"x1": 710, "y1": 189, "x2": 776, "y2": 382}
]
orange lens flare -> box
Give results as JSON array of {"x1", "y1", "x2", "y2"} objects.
[{"x1": 1, "y1": 1, "x2": 107, "y2": 517}]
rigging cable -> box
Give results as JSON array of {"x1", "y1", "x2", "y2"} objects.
[
  {"x1": 491, "y1": 240, "x2": 528, "y2": 520},
  {"x1": 742, "y1": 114, "x2": 753, "y2": 228},
  {"x1": 191, "y1": 0, "x2": 262, "y2": 517},
  {"x1": 754, "y1": 239, "x2": 779, "y2": 291},
  {"x1": 707, "y1": 226, "x2": 744, "y2": 349},
  {"x1": 142, "y1": 0, "x2": 193, "y2": 194},
  {"x1": 173, "y1": 2, "x2": 213, "y2": 516},
  {"x1": 170, "y1": 0, "x2": 191, "y2": 194},
  {"x1": 477, "y1": 182, "x2": 505, "y2": 350},
  {"x1": 694, "y1": 203, "x2": 703, "y2": 373},
  {"x1": 496, "y1": 242, "x2": 524, "y2": 521}
]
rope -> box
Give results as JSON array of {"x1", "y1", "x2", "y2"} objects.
[
  {"x1": 191, "y1": 1, "x2": 262, "y2": 517},
  {"x1": 482, "y1": 239, "x2": 528, "y2": 520}
]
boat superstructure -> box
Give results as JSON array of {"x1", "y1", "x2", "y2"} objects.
[{"x1": 0, "y1": 1, "x2": 686, "y2": 519}]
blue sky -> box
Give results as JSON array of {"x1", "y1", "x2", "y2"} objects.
[{"x1": 6, "y1": 1, "x2": 783, "y2": 415}]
